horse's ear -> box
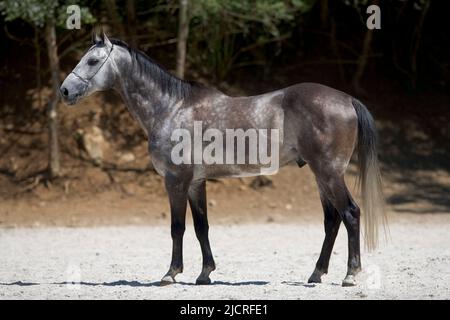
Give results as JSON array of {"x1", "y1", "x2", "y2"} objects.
[
  {"x1": 93, "y1": 33, "x2": 102, "y2": 45},
  {"x1": 103, "y1": 32, "x2": 112, "y2": 48},
  {"x1": 92, "y1": 27, "x2": 105, "y2": 45}
]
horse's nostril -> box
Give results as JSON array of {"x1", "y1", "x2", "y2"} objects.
[{"x1": 60, "y1": 87, "x2": 69, "y2": 97}]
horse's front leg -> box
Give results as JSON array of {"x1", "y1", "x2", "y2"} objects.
[
  {"x1": 188, "y1": 180, "x2": 216, "y2": 285},
  {"x1": 160, "y1": 173, "x2": 190, "y2": 286}
]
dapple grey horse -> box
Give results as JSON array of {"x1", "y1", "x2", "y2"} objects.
[{"x1": 60, "y1": 33, "x2": 386, "y2": 287}]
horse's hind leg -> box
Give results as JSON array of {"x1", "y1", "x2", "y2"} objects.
[
  {"x1": 308, "y1": 190, "x2": 342, "y2": 283},
  {"x1": 310, "y1": 169, "x2": 362, "y2": 286},
  {"x1": 340, "y1": 192, "x2": 362, "y2": 287},
  {"x1": 188, "y1": 180, "x2": 216, "y2": 285}
]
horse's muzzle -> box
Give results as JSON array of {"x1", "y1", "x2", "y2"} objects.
[{"x1": 60, "y1": 73, "x2": 88, "y2": 105}]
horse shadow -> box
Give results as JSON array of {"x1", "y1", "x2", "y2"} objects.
[
  {"x1": 281, "y1": 280, "x2": 341, "y2": 288},
  {"x1": 0, "y1": 280, "x2": 269, "y2": 288}
]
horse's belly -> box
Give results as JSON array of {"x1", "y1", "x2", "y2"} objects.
[{"x1": 197, "y1": 162, "x2": 283, "y2": 180}]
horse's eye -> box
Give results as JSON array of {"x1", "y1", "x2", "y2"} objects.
[{"x1": 87, "y1": 58, "x2": 99, "y2": 66}]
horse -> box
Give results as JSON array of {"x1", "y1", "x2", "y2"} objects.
[{"x1": 60, "y1": 33, "x2": 387, "y2": 287}]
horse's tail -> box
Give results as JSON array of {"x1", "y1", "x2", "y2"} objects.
[{"x1": 352, "y1": 98, "x2": 387, "y2": 251}]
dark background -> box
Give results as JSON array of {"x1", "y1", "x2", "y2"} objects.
[{"x1": 0, "y1": 0, "x2": 449, "y2": 225}]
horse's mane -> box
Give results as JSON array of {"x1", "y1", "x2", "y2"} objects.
[{"x1": 110, "y1": 38, "x2": 195, "y2": 99}]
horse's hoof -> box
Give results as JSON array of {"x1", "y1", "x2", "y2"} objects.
[
  {"x1": 160, "y1": 275, "x2": 176, "y2": 286},
  {"x1": 308, "y1": 270, "x2": 322, "y2": 283},
  {"x1": 196, "y1": 276, "x2": 212, "y2": 285},
  {"x1": 308, "y1": 275, "x2": 321, "y2": 284},
  {"x1": 342, "y1": 275, "x2": 357, "y2": 287}
]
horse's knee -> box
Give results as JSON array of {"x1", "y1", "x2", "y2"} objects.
[
  {"x1": 193, "y1": 216, "x2": 208, "y2": 231},
  {"x1": 194, "y1": 225, "x2": 209, "y2": 241},
  {"x1": 324, "y1": 214, "x2": 340, "y2": 234},
  {"x1": 171, "y1": 222, "x2": 185, "y2": 238}
]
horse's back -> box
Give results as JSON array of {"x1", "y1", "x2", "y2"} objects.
[{"x1": 283, "y1": 83, "x2": 354, "y2": 114}]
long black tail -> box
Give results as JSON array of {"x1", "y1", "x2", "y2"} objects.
[{"x1": 352, "y1": 98, "x2": 387, "y2": 251}]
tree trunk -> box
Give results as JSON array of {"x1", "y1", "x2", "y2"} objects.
[
  {"x1": 127, "y1": 0, "x2": 138, "y2": 47},
  {"x1": 45, "y1": 18, "x2": 60, "y2": 178},
  {"x1": 330, "y1": 16, "x2": 345, "y2": 83},
  {"x1": 410, "y1": 0, "x2": 430, "y2": 89},
  {"x1": 176, "y1": 0, "x2": 190, "y2": 79},
  {"x1": 352, "y1": 0, "x2": 379, "y2": 92},
  {"x1": 104, "y1": 0, "x2": 126, "y2": 37},
  {"x1": 320, "y1": 0, "x2": 328, "y2": 27},
  {"x1": 34, "y1": 27, "x2": 42, "y2": 109},
  {"x1": 352, "y1": 27, "x2": 373, "y2": 93}
]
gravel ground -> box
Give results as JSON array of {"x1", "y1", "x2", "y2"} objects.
[{"x1": 0, "y1": 221, "x2": 449, "y2": 299}]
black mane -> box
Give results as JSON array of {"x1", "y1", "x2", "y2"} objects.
[{"x1": 110, "y1": 38, "x2": 193, "y2": 99}]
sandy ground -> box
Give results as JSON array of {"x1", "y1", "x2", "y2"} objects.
[{"x1": 1, "y1": 218, "x2": 449, "y2": 300}]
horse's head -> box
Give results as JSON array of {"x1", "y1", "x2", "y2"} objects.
[{"x1": 60, "y1": 33, "x2": 116, "y2": 105}]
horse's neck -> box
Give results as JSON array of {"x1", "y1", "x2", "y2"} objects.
[{"x1": 114, "y1": 67, "x2": 180, "y2": 136}]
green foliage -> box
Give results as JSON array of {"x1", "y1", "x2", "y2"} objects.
[
  {"x1": 343, "y1": 0, "x2": 430, "y2": 11},
  {"x1": 0, "y1": 0, "x2": 58, "y2": 27},
  {"x1": 55, "y1": 4, "x2": 96, "y2": 28},
  {"x1": 188, "y1": 0, "x2": 317, "y2": 80},
  {"x1": 191, "y1": 0, "x2": 308, "y2": 35},
  {"x1": 0, "y1": 0, "x2": 95, "y2": 28},
  {"x1": 342, "y1": 0, "x2": 369, "y2": 9}
]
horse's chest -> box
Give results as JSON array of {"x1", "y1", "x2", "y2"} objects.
[
  {"x1": 148, "y1": 139, "x2": 171, "y2": 177},
  {"x1": 150, "y1": 154, "x2": 168, "y2": 177}
]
